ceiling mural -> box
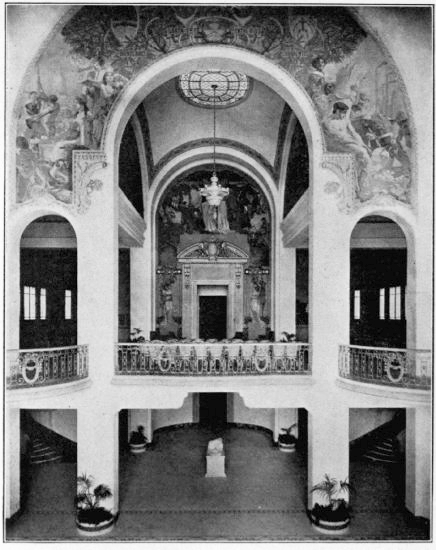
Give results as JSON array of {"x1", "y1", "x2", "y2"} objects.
[{"x1": 15, "y1": 5, "x2": 412, "y2": 206}]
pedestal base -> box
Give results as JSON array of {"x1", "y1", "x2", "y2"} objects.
[{"x1": 205, "y1": 454, "x2": 226, "y2": 478}]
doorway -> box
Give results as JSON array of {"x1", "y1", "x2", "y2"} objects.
[
  {"x1": 199, "y1": 296, "x2": 227, "y2": 340},
  {"x1": 199, "y1": 393, "x2": 227, "y2": 428}
]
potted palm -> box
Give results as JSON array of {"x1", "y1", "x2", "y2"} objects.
[
  {"x1": 278, "y1": 423, "x2": 297, "y2": 453},
  {"x1": 129, "y1": 425, "x2": 148, "y2": 454},
  {"x1": 309, "y1": 474, "x2": 353, "y2": 533},
  {"x1": 76, "y1": 474, "x2": 115, "y2": 536}
]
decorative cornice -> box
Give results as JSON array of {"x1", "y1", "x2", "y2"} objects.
[
  {"x1": 152, "y1": 138, "x2": 274, "y2": 181},
  {"x1": 273, "y1": 105, "x2": 292, "y2": 180},
  {"x1": 136, "y1": 103, "x2": 154, "y2": 185},
  {"x1": 118, "y1": 189, "x2": 147, "y2": 246},
  {"x1": 178, "y1": 240, "x2": 249, "y2": 264},
  {"x1": 280, "y1": 191, "x2": 309, "y2": 247}
]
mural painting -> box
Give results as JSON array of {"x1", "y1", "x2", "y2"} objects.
[
  {"x1": 155, "y1": 170, "x2": 271, "y2": 339},
  {"x1": 15, "y1": 5, "x2": 412, "y2": 206}
]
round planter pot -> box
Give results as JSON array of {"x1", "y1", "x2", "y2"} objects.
[
  {"x1": 76, "y1": 515, "x2": 115, "y2": 537},
  {"x1": 129, "y1": 443, "x2": 146, "y2": 454},
  {"x1": 278, "y1": 441, "x2": 296, "y2": 453},
  {"x1": 310, "y1": 512, "x2": 350, "y2": 535}
]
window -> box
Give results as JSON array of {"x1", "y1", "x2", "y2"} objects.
[
  {"x1": 178, "y1": 71, "x2": 251, "y2": 108},
  {"x1": 23, "y1": 286, "x2": 47, "y2": 320},
  {"x1": 40, "y1": 288, "x2": 46, "y2": 320},
  {"x1": 353, "y1": 290, "x2": 361, "y2": 320},
  {"x1": 65, "y1": 290, "x2": 72, "y2": 320},
  {"x1": 379, "y1": 288, "x2": 385, "y2": 320},
  {"x1": 23, "y1": 286, "x2": 36, "y2": 320},
  {"x1": 389, "y1": 286, "x2": 402, "y2": 320}
]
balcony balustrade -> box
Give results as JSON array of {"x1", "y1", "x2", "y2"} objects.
[
  {"x1": 339, "y1": 345, "x2": 431, "y2": 390},
  {"x1": 6, "y1": 345, "x2": 89, "y2": 389},
  {"x1": 116, "y1": 342, "x2": 310, "y2": 376}
]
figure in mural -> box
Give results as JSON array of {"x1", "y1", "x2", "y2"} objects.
[
  {"x1": 160, "y1": 282, "x2": 174, "y2": 326},
  {"x1": 323, "y1": 102, "x2": 371, "y2": 181},
  {"x1": 306, "y1": 56, "x2": 326, "y2": 101},
  {"x1": 250, "y1": 275, "x2": 266, "y2": 324},
  {"x1": 15, "y1": 6, "x2": 412, "y2": 207}
]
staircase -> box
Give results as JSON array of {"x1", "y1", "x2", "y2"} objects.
[
  {"x1": 362, "y1": 435, "x2": 402, "y2": 464},
  {"x1": 350, "y1": 411, "x2": 405, "y2": 464},
  {"x1": 30, "y1": 436, "x2": 63, "y2": 465},
  {"x1": 22, "y1": 414, "x2": 77, "y2": 465}
]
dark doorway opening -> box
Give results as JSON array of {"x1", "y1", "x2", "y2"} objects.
[
  {"x1": 199, "y1": 296, "x2": 227, "y2": 340},
  {"x1": 199, "y1": 393, "x2": 227, "y2": 428}
]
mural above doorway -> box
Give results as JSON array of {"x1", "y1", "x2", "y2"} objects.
[{"x1": 15, "y1": 5, "x2": 412, "y2": 207}]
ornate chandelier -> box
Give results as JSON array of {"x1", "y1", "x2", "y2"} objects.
[{"x1": 200, "y1": 84, "x2": 229, "y2": 207}]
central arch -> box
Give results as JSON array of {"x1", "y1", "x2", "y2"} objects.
[
  {"x1": 104, "y1": 46, "x2": 324, "y2": 335},
  {"x1": 103, "y1": 45, "x2": 325, "y2": 170}
]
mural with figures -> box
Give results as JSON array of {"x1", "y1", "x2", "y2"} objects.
[
  {"x1": 15, "y1": 5, "x2": 412, "y2": 206},
  {"x1": 155, "y1": 170, "x2": 271, "y2": 340}
]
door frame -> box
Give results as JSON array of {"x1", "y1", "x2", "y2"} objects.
[
  {"x1": 194, "y1": 280, "x2": 233, "y2": 338},
  {"x1": 198, "y1": 294, "x2": 228, "y2": 340}
]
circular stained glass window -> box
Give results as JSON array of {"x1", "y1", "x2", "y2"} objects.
[{"x1": 177, "y1": 71, "x2": 251, "y2": 108}]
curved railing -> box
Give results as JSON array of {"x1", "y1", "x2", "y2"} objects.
[
  {"x1": 339, "y1": 345, "x2": 431, "y2": 390},
  {"x1": 6, "y1": 345, "x2": 89, "y2": 389},
  {"x1": 116, "y1": 342, "x2": 310, "y2": 376}
]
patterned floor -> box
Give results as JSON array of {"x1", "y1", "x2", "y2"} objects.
[{"x1": 6, "y1": 425, "x2": 430, "y2": 541}]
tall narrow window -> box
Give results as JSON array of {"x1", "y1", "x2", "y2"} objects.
[
  {"x1": 353, "y1": 289, "x2": 361, "y2": 320},
  {"x1": 389, "y1": 286, "x2": 401, "y2": 320},
  {"x1": 65, "y1": 290, "x2": 72, "y2": 320},
  {"x1": 23, "y1": 286, "x2": 36, "y2": 320},
  {"x1": 379, "y1": 288, "x2": 385, "y2": 320},
  {"x1": 40, "y1": 288, "x2": 47, "y2": 320}
]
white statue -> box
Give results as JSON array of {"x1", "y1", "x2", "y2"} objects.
[{"x1": 207, "y1": 437, "x2": 224, "y2": 455}]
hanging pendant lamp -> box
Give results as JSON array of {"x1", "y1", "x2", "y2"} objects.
[{"x1": 200, "y1": 84, "x2": 229, "y2": 207}]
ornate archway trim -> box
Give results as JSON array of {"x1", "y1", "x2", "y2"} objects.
[{"x1": 152, "y1": 138, "x2": 275, "y2": 182}]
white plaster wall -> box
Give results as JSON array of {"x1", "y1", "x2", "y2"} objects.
[
  {"x1": 30, "y1": 409, "x2": 77, "y2": 442},
  {"x1": 228, "y1": 394, "x2": 295, "y2": 433},
  {"x1": 152, "y1": 394, "x2": 195, "y2": 431},
  {"x1": 349, "y1": 408, "x2": 397, "y2": 441},
  {"x1": 144, "y1": 78, "x2": 284, "y2": 166}
]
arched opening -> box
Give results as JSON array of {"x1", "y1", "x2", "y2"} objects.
[
  {"x1": 115, "y1": 59, "x2": 314, "y2": 340},
  {"x1": 154, "y1": 166, "x2": 271, "y2": 341},
  {"x1": 19, "y1": 215, "x2": 77, "y2": 349},
  {"x1": 350, "y1": 215, "x2": 407, "y2": 348}
]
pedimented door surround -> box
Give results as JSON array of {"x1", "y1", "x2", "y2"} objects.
[{"x1": 177, "y1": 240, "x2": 248, "y2": 339}]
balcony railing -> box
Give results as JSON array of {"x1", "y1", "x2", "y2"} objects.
[
  {"x1": 116, "y1": 342, "x2": 310, "y2": 376},
  {"x1": 6, "y1": 345, "x2": 89, "y2": 389},
  {"x1": 339, "y1": 345, "x2": 431, "y2": 390}
]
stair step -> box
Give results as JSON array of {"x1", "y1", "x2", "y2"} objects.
[
  {"x1": 31, "y1": 455, "x2": 62, "y2": 465},
  {"x1": 31, "y1": 446, "x2": 53, "y2": 455},
  {"x1": 31, "y1": 449, "x2": 59, "y2": 459},
  {"x1": 364, "y1": 455, "x2": 400, "y2": 464},
  {"x1": 368, "y1": 448, "x2": 396, "y2": 457}
]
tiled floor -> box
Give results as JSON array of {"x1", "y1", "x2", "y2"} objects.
[{"x1": 6, "y1": 425, "x2": 430, "y2": 541}]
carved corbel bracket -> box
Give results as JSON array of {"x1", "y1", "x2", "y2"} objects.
[
  {"x1": 321, "y1": 153, "x2": 358, "y2": 214},
  {"x1": 73, "y1": 150, "x2": 108, "y2": 214}
]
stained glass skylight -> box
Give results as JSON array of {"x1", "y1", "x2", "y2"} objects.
[{"x1": 178, "y1": 71, "x2": 251, "y2": 108}]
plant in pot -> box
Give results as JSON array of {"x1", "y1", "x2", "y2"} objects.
[
  {"x1": 130, "y1": 328, "x2": 145, "y2": 343},
  {"x1": 278, "y1": 423, "x2": 297, "y2": 453},
  {"x1": 309, "y1": 474, "x2": 353, "y2": 533},
  {"x1": 75, "y1": 473, "x2": 115, "y2": 536},
  {"x1": 129, "y1": 425, "x2": 148, "y2": 454}
]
